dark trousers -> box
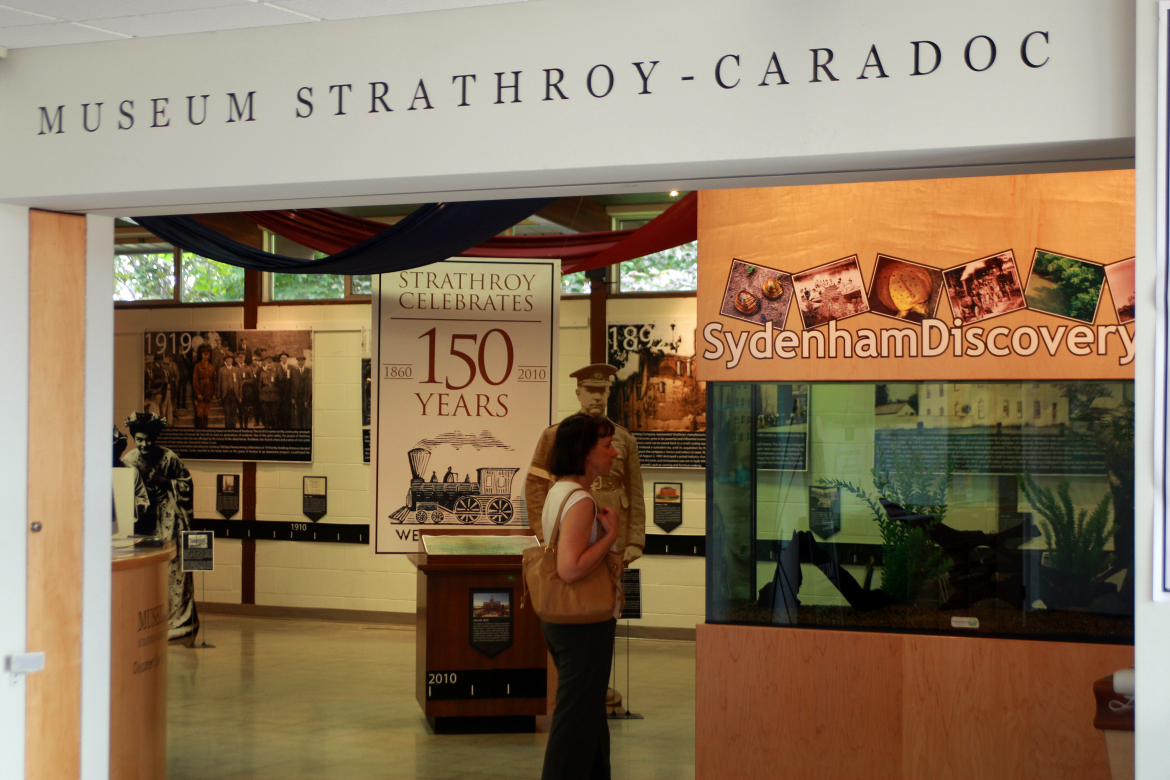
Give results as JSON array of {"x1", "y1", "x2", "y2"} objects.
[
  {"x1": 541, "y1": 619, "x2": 616, "y2": 780},
  {"x1": 222, "y1": 394, "x2": 238, "y2": 429}
]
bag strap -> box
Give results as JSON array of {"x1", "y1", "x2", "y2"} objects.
[{"x1": 547, "y1": 486, "x2": 588, "y2": 549}]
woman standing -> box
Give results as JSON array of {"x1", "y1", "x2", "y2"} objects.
[
  {"x1": 540, "y1": 412, "x2": 620, "y2": 780},
  {"x1": 121, "y1": 412, "x2": 200, "y2": 642}
]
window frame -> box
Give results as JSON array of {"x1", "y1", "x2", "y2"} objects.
[
  {"x1": 116, "y1": 246, "x2": 254, "y2": 308},
  {"x1": 114, "y1": 251, "x2": 373, "y2": 309},
  {"x1": 262, "y1": 271, "x2": 372, "y2": 305},
  {"x1": 608, "y1": 202, "x2": 697, "y2": 298}
]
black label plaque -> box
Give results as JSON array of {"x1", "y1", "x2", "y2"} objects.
[
  {"x1": 216, "y1": 474, "x2": 239, "y2": 519},
  {"x1": 470, "y1": 589, "x2": 513, "y2": 658},
  {"x1": 631, "y1": 431, "x2": 704, "y2": 468},
  {"x1": 808, "y1": 486, "x2": 842, "y2": 539},
  {"x1": 303, "y1": 476, "x2": 327, "y2": 522},
  {"x1": 180, "y1": 531, "x2": 214, "y2": 572},
  {"x1": 652, "y1": 482, "x2": 683, "y2": 532},
  {"x1": 619, "y1": 569, "x2": 641, "y2": 620},
  {"x1": 425, "y1": 668, "x2": 546, "y2": 701}
]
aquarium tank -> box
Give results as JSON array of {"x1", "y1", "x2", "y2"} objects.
[{"x1": 706, "y1": 381, "x2": 1134, "y2": 643}]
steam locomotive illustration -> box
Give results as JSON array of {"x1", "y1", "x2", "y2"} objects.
[{"x1": 392, "y1": 447, "x2": 519, "y2": 525}]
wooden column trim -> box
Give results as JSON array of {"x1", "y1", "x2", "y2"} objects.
[
  {"x1": 240, "y1": 269, "x2": 260, "y2": 604},
  {"x1": 26, "y1": 210, "x2": 87, "y2": 780},
  {"x1": 587, "y1": 270, "x2": 608, "y2": 363}
]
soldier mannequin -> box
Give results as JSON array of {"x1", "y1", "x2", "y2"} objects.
[
  {"x1": 525, "y1": 363, "x2": 646, "y2": 564},
  {"x1": 525, "y1": 363, "x2": 646, "y2": 716}
]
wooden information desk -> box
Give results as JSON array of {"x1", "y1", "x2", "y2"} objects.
[
  {"x1": 408, "y1": 529, "x2": 546, "y2": 732},
  {"x1": 111, "y1": 542, "x2": 174, "y2": 780}
]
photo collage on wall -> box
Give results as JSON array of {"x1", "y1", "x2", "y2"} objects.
[
  {"x1": 142, "y1": 329, "x2": 314, "y2": 462},
  {"x1": 720, "y1": 249, "x2": 1134, "y2": 332},
  {"x1": 606, "y1": 320, "x2": 706, "y2": 468}
]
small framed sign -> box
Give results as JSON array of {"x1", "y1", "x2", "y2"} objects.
[
  {"x1": 216, "y1": 474, "x2": 240, "y2": 519},
  {"x1": 469, "y1": 589, "x2": 513, "y2": 658},
  {"x1": 619, "y1": 569, "x2": 642, "y2": 620},
  {"x1": 303, "y1": 476, "x2": 327, "y2": 522},
  {"x1": 180, "y1": 531, "x2": 214, "y2": 572},
  {"x1": 652, "y1": 482, "x2": 683, "y2": 533}
]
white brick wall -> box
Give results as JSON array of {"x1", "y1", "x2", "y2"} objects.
[
  {"x1": 198, "y1": 537, "x2": 242, "y2": 603},
  {"x1": 113, "y1": 294, "x2": 707, "y2": 630}
]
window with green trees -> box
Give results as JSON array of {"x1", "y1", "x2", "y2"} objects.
[
  {"x1": 271, "y1": 272, "x2": 347, "y2": 301},
  {"x1": 619, "y1": 242, "x2": 698, "y2": 292},
  {"x1": 115, "y1": 250, "x2": 244, "y2": 303},
  {"x1": 180, "y1": 253, "x2": 244, "y2": 302},
  {"x1": 115, "y1": 253, "x2": 175, "y2": 302},
  {"x1": 561, "y1": 272, "x2": 588, "y2": 294}
]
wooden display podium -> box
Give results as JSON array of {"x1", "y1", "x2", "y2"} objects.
[
  {"x1": 409, "y1": 529, "x2": 547, "y2": 732},
  {"x1": 110, "y1": 542, "x2": 174, "y2": 780}
]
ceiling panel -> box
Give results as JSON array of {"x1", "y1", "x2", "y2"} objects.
[
  {"x1": 0, "y1": 7, "x2": 51, "y2": 27},
  {"x1": 0, "y1": 1, "x2": 255, "y2": 23},
  {"x1": 88, "y1": 4, "x2": 313, "y2": 37},
  {"x1": 268, "y1": 0, "x2": 525, "y2": 21},
  {"x1": 0, "y1": 21, "x2": 126, "y2": 47},
  {"x1": 0, "y1": 0, "x2": 533, "y2": 48}
]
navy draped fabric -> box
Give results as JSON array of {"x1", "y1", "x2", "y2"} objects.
[
  {"x1": 133, "y1": 197, "x2": 556, "y2": 275},
  {"x1": 239, "y1": 191, "x2": 699, "y2": 275}
]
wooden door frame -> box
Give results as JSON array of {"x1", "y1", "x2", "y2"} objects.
[{"x1": 23, "y1": 211, "x2": 114, "y2": 780}]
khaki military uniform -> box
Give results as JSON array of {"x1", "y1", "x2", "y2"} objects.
[{"x1": 524, "y1": 418, "x2": 645, "y2": 557}]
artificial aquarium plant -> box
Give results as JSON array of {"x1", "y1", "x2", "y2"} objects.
[
  {"x1": 1060, "y1": 383, "x2": 1135, "y2": 598},
  {"x1": 817, "y1": 447, "x2": 951, "y2": 605},
  {"x1": 1018, "y1": 474, "x2": 1116, "y2": 608}
]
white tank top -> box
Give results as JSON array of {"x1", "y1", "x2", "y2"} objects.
[
  {"x1": 543, "y1": 481, "x2": 600, "y2": 544},
  {"x1": 542, "y1": 480, "x2": 620, "y2": 619}
]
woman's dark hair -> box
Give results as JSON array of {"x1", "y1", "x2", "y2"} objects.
[{"x1": 547, "y1": 413, "x2": 615, "y2": 476}]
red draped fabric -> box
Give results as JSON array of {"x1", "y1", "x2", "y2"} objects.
[
  {"x1": 240, "y1": 191, "x2": 696, "y2": 275},
  {"x1": 560, "y1": 191, "x2": 696, "y2": 275}
]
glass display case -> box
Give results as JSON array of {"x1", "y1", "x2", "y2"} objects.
[{"x1": 706, "y1": 381, "x2": 1133, "y2": 642}]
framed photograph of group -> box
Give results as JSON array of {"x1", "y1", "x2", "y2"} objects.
[{"x1": 141, "y1": 329, "x2": 314, "y2": 462}]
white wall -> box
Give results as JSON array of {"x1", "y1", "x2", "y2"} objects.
[
  {"x1": 0, "y1": 204, "x2": 29, "y2": 780},
  {"x1": 1133, "y1": 2, "x2": 1167, "y2": 777},
  {"x1": 0, "y1": 0, "x2": 1137, "y2": 215},
  {"x1": 112, "y1": 294, "x2": 709, "y2": 629}
]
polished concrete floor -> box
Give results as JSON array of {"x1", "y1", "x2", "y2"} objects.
[{"x1": 168, "y1": 615, "x2": 696, "y2": 779}]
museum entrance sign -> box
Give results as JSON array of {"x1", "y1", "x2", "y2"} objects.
[{"x1": 0, "y1": 0, "x2": 1135, "y2": 214}]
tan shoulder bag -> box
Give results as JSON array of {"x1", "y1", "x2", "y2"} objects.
[{"x1": 521, "y1": 487, "x2": 623, "y2": 624}]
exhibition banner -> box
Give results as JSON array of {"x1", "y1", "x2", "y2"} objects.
[
  {"x1": 371, "y1": 259, "x2": 559, "y2": 554},
  {"x1": 142, "y1": 329, "x2": 313, "y2": 462},
  {"x1": 695, "y1": 171, "x2": 1136, "y2": 383},
  {"x1": 606, "y1": 319, "x2": 706, "y2": 468}
]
